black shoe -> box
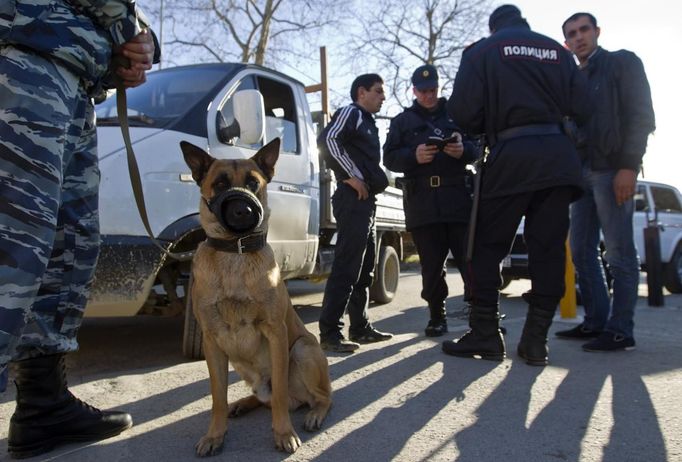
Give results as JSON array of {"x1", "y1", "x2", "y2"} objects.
[
  {"x1": 425, "y1": 319, "x2": 448, "y2": 337},
  {"x1": 320, "y1": 337, "x2": 359, "y2": 353},
  {"x1": 517, "y1": 343, "x2": 548, "y2": 366},
  {"x1": 9, "y1": 405, "x2": 132, "y2": 459},
  {"x1": 582, "y1": 332, "x2": 636, "y2": 352},
  {"x1": 349, "y1": 328, "x2": 393, "y2": 344},
  {"x1": 516, "y1": 306, "x2": 557, "y2": 367},
  {"x1": 9, "y1": 354, "x2": 132, "y2": 459},
  {"x1": 555, "y1": 323, "x2": 602, "y2": 339},
  {"x1": 441, "y1": 330, "x2": 506, "y2": 361}
]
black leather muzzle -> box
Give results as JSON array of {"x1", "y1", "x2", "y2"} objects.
[{"x1": 205, "y1": 187, "x2": 264, "y2": 234}]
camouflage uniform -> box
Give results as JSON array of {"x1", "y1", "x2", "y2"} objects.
[{"x1": 0, "y1": 0, "x2": 151, "y2": 392}]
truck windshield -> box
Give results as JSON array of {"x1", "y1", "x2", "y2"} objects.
[{"x1": 95, "y1": 67, "x2": 230, "y2": 129}]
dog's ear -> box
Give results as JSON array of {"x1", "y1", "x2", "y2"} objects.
[
  {"x1": 180, "y1": 141, "x2": 215, "y2": 185},
  {"x1": 251, "y1": 138, "x2": 280, "y2": 183}
]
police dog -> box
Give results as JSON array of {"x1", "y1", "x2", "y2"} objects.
[{"x1": 180, "y1": 139, "x2": 332, "y2": 457}]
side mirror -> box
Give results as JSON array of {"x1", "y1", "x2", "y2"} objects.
[{"x1": 233, "y1": 89, "x2": 265, "y2": 145}]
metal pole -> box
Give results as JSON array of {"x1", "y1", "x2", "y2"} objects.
[
  {"x1": 645, "y1": 222, "x2": 665, "y2": 306},
  {"x1": 158, "y1": 0, "x2": 164, "y2": 69},
  {"x1": 560, "y1": 239, "x2": 577, "y2": 318},
  {"x1": 320, "y1": 46, "x2": 328, "y2": 125}
]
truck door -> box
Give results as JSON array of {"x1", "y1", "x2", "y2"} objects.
[
  {"x1": 206, "y1": 71, "x2": 318, "y2": 278},
  {"x1": 633, "y1": 184, "x2": 650, "y2": 264},
  {"x1": 649, "y1": 184, "x2": 682, "y2": 263}
]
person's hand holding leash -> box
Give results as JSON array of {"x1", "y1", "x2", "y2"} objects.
[
  {"x1": 116, "y1": 29, "x2": 155, "y2": 88},
  {"x1": 343, "y1": 176, "x2": 369, "y2": 200}
]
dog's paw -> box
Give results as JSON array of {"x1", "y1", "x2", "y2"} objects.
[
  {"x1": 227, "y1": 402, "x2": 244, "y2": 418},
  {"x1": 195, "y1": 435, "x2": 225, "y2": 457},
  {"x1": 228, "y1": 395, "x2": 262, "y2": 417},
  {"x1": 274, "y1": 429, "x2": 301, "y2": 453},
  {"x1": 303, "y1": 409, "x2": 327, "y2": 432}
]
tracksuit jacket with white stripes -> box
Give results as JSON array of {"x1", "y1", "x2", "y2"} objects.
[{"x1": 319, "y1": 103, "x2": 389, "y2": 194}]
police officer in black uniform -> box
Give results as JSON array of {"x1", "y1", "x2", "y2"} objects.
[
  {"x1": 441, "y1": 5, "x2": 590, "y2": 366},
  {"x1": 383, "y1": 65, "x2": 477, "y2": 337}
]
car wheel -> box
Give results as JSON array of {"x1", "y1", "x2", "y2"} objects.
[
  {"x1": 370, "y1": 246, "x2": 400, "y2": 304},
  {"x1": 182, "y1": 273, "x2": 204, "y2": 360},
  {"x1": 664, "y1": 244, "x2": 682, "y2": 293}
]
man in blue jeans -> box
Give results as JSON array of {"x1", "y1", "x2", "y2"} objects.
[{"x1": 556, "y1": 12, "x2": 655, "y2": 351}]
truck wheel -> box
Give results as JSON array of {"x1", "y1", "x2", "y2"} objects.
[
  {"x1": 370, "y1": 246, "x2": 400, "y2": 304},
  {"x1": 664, "y1": 244, "x2": 682, "y2": 293},
  {"x1": 182, "y1": 273, "x2": 204, "y2": 360}
]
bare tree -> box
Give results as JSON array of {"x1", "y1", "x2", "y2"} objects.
[
  {"x1": 345, "y1": 0, "x2": 492, "y2": 111},
  {"x1": 154, "y1": 0, "x2": 342, "y2": 68}
]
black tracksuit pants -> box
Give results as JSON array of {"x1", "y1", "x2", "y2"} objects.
[
  {"x1": 469, "y1": 186, "x2": 574, "y2": 311},
  {"x1": 319, "y1": 184, "x2": 375, "y2": 341},
  {"x1": 411, "y1": 222, "x2": 469, "y2": 312}
]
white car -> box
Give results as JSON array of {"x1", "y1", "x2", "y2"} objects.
[{"x1": 502, "y1": 180, "x2": 682, "y2": 293}]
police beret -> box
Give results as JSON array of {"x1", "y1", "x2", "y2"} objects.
[{"x1": 411, "y1": 64, "x2": 439, "y2": 90}]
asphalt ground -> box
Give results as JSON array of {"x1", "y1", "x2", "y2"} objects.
[{"x1": 1, "y1": 265, "x2": 680, "y2": 461}]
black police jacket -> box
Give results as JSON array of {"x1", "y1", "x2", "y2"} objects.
[
  {"x1": 383, "y1": 98, "x2": 477, "y2": 229},
  {"x1": 318, "y1": 103, "x2": 389, "y2": 195},
  {"x1": 580, "y1": 47, "x2": 656, "y2": 171},
  {"x1": 448, "y1": 20, "x2": 591, "y2": 199}
]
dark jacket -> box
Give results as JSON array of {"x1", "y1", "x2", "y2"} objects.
[
  {"x1": 319, "y1": 103, "x2": 389, "y2": 195},
  {"x1": 580, "y1": 47, "x2": 655, "y2": 171},
  {"x1": 447, "y1": 19, "x2": 591, "y2": 199},
  {"x1": 383, "y1": 98, "x2": 477, "y2": 229}
]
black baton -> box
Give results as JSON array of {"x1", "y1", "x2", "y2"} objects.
[{"x1": 466, "y1": 141, "x2": 487, "y2": 263}]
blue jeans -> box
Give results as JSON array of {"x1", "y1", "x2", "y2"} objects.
[{"x1": 570, "y1": 167, "x2": 640, "y2": 338}]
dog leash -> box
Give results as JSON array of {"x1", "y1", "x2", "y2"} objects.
[{"x1": 116, "y1": 81, "x2": 194, "y2": 261}]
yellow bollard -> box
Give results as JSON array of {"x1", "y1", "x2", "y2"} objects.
[{"x1": 560, "y1": 239, "x2": 577, "y2": 318}]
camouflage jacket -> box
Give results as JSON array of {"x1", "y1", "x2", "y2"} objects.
[{"x1": 0, "y1": 0, "x2": 151, "y2": 94}]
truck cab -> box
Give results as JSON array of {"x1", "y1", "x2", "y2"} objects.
[{"x1": 88, "y1": 64, "x2": 406, "y2": 352}]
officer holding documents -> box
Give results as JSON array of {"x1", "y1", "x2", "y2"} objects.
[
  {"x1": 384, "y1": 64, "x2": 477, "y2": 337},
  {"x1": 441, "y1": 4, "x2": 590, "y2": 365}
]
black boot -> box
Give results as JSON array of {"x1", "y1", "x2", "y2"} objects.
[
  {"x1": 517, "y1": 306, "x2": 556, "y2": 366},
  {"x1": 425, "y1": 303, "x2": 448, "y2": 337},
  {"x1": 442, "y1": 305, "x2": 505, "y2": 361},
  {"x1": 8, "y1": 354, "x2": 133, "y2": 459}
]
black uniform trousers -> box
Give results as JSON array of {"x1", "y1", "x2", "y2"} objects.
[
  {"x1": 410, "y1": 223, "x2": 469, "y2": 310},
  {"x1": 469, "y1": 186, "x2": 574, "y2": 310},
  {"x1": 319, "y1": 184, "x2": 375, "y2": 340}
]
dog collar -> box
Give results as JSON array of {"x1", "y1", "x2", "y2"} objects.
[{"x1": 205, "y1": 232, "x2": 267, "y2": 254}]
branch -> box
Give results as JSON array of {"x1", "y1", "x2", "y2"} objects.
[{"x1": 165, "y1": 39, "x2": 225, "y2": 62}]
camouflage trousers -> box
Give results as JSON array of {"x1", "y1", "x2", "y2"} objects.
[{"x1": 0, "y1": 45, "x2": 100, "y2": 392}]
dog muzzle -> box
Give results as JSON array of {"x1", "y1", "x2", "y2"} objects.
[{"x1": 205, "y1": 188, "x2": 264, "y2": 234}]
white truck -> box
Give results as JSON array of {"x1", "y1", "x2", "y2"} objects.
[
  {"x1": 89, "y1": 63, "x2": 406, "y2": 356},
  {"x1": 502, "y1": 180, "x2": 682, "y2": 294}
]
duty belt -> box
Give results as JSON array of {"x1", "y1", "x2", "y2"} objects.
[
  {"x1": 495, "y1": 123, "x2": 562, "y2": 145},
  {"x1": 403, "y1": 175, "x2": 467, "y2": 190}
]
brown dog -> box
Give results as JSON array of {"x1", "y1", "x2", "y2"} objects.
[{"x1": 180, "y1": 139, "x2": 332, "y2": 457}]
